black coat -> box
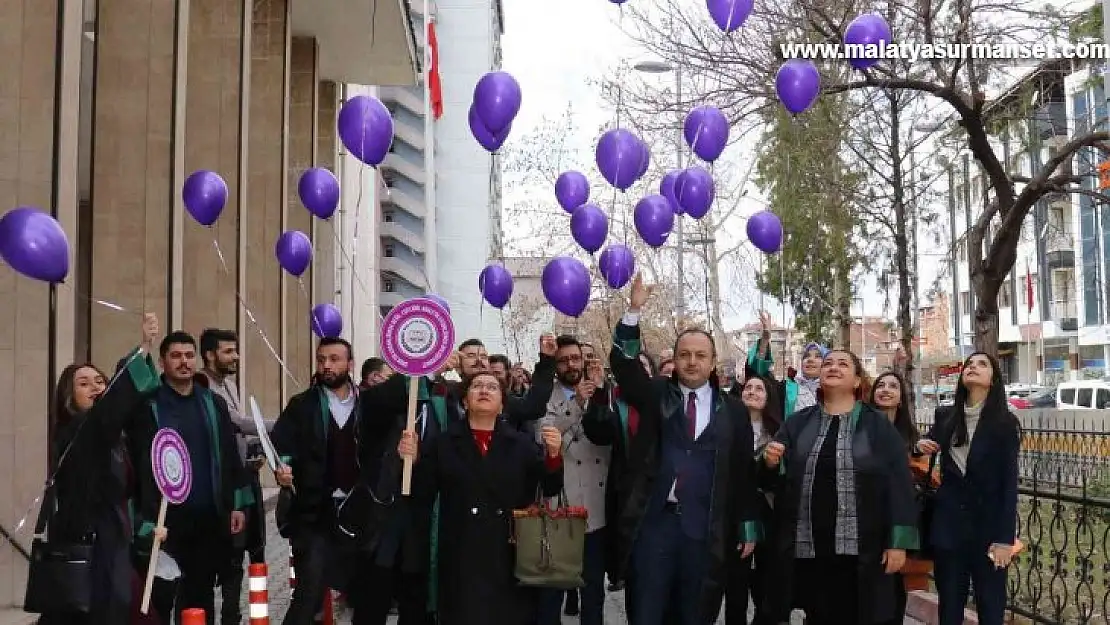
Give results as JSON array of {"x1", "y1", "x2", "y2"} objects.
[
  {"x1": 580, "y1": 382, "x2": 635, "y2": 582},
  {"x1": 41, "y1": 348, "x2": 161, "y2": 625},
  {"x1": 409, "y1": 416, "x2": 563, "y2": 625},
  {"x1": 270, "y1": 384, "x2": 378, "y2": 535},
  {"x1": 127, "y1": 375, "x2": 252, "y2": 558},
  {"x1": 762, "y1": 403, "x2": 919, "y2": 624},
  {"x1": 357, "y1": 374, "x2": 450, "y2": 573},
  {"x1": 609, "y1": 322, "x2": 762, "y2": 623},
  {"x1": 924, "y1": 406, "x2": 1019, "y2": 551}
]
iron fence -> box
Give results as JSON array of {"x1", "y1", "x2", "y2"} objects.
[{"x1": 913, "y1": 409, "x2": 1110, "y2": 623}]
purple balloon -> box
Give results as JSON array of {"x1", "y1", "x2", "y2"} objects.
[
  {"x1": 182, "y1": 170, "x2": 228, "y2": 226},
  {"x1": 844, "y1": 13, "x2": 892, "y2": 70},
  {"x1": 775, "y1": 60, "x2": 821, "y2": 115},
  {"x1": 747, "y1": 210, "x2": 784, "y2": 254},
  {"x1": 541, "y1": 256, "x2": 591, "y2": 318},
  {"x1": 676, "y1": 167, "x2": 715, "y2": 219},
  {"x1": 684, "y1": 106, "x2": 730, "y2": 162},
  {"x1": 478, "y1": 264, "x2": 514, "y2": 309},
  {"x1": 473, "y1": 71, "x2": 522, "y2": 135},
  {"x1": 660, "y1": 170, "x2": 683, "y2": 214},
  {"x1": 570, "y1": 204, "x2": 609, "y2": 254},
  {"x1": 298, "y1": 168, "x2": 340, "y2": 220},
  {"x1": 555, "y1": 171, "x2": 590, "y2": 213},
  {"x1": 598, "y1": 244, "x2": 635, "y2": 289},
  {"x1": 633, "y1": 195, "x2": 675, "y2": 248},
  {"x1": 0, "y1": 208, "x2": 69, "y2": 283},
  {"x1": 338, "y1": 95, "x2": 394, "y2": 166},
  {"x1": 635, "y1": 139, "x2": 651, "y2": 180},
  {"x1": 469, "y1": 105, "x2": 511, "y2": 152},
  {"x1": 275, "y1": 230, "x2": 313, "y2": 277},
  {"x1": 707, "y1": 0, "x2": 753, "y2": 31},
  {"x1": 596, "y1": 129, "x2": 642, "y2": 191},
  {"x1": 311, "y1": 303, "x2": 343, "y2": 338},
  {"x1": 425, "y1": 293, "x2": 451, "y2": 312}
]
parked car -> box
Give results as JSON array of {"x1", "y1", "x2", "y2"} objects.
[
  {"x1": 1056, "y1": 381, "x2": 1110, "y2": 410},
  {"x1": 1009, "y1": 388, "x2": 1056, "y2": 409}
]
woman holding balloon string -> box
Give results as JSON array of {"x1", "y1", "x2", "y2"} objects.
[{"x1": 36, "y1": 315, "x2": 166, "y2": 625}]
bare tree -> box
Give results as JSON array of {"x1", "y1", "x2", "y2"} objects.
[{"x1": 608, "y1": 0, "x2": 1109, "y2": 355}]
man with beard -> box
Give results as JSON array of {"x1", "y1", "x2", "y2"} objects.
[
  {"x1": 434, "y1": 337, "x2": 556, "y2": 429},
  {"x1": 536, "y1": 336, "x2": 609, "y2": 625},
  {"x1": 128, "y1": 331, "x2": 252, "y2": 625},
  {"x1": 272, "y1": 337, "x2": 386, "y2": 625},
  {"x1": 198, "y1": 328, "x2": 268, "y2": 625},
  {"x1": 361, "y1": 357, "x2": 393, "y2": 389},
  {"x1": 488, "y1": 354, "x2": 512, "y2": 390}
]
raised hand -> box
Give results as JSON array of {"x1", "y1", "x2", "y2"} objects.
[
  {"x1": 629, "y1": 273, "x2": 652, "y2": 311},
  {"x1": 398, "y1": 430, "x2": 419, "y2": 459},
  {"x1": 759, "y1": 310, "x2": 772, "y2": 330},
  {"x1": 540, "y1": 333, "x2": 557, "y2": 357},
  {"x1": 141, "y1": 313, "x2": 160, "y2": 352}
]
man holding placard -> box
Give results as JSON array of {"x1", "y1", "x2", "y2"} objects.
[{"x1": 123, "y1": 331, "x2": 253, "y2": 625}]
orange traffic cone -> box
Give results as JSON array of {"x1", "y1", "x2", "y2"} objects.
[
  {"x1": 321, "y1": 589, "x2": 335, "y2": 625},
  {"x1": 248, "y1": 562, "x2": 269, "y2": 625},
  {"x1": 182, "y1": 608, "x2": 206, "y2": 625}
]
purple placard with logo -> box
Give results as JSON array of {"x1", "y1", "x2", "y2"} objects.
[
  {"x1": 380, "y1": 297, "x2": 456, "y2": 377},
  {"x1": 151, "y1": 428, "x2": 193, "y2": 505}
]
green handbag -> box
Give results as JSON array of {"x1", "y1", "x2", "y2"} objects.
[{"x1": 512, "y1": 487, "x2": 588, "y2": 589}]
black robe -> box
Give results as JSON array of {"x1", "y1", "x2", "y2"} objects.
[
  {"x1": 409, "y1": 416, "x2": 563, "y2": 625},
  {"x1": 762, "y1": 403, "x2": 919, "y2": 624},
  {"x1": 608, "y1": 322, "x2": 762, "y2": 623},
  {"x1": 39, "y1": 348, "x2": 161, "y2": 625}
]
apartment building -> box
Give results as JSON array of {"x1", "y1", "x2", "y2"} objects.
[{"x1": 378, "y1": 0, "x2": 507, "y2": 350}]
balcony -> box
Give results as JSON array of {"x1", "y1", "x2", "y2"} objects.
[
  {"x1": 381, "y1": 184, "x2": 426, "y2": 219},
  {"x1": 381, "y1": 153, "x2": 425, "y2": 185},
  {"x1": 380, "y1": 86, "x2": 424, "y2": 116},
  {"x1": 380, "y1": 221, "x2": 426, "y2": 253},
  {"x1": 378, "y1": 291, "x2": 407, "y2": 308},
  {"x1": 1045, "y1": 230, "x2": 1075, "y2": 269},
  {"x1": 380, "y1": 257, "x2": 428, "y2": 289},
  {"x1": 291, "y1": 0, "x2": 419, "y2": 86},
  {"x1": 392, "y1": 118, "x2": 425, "y2": 150},
  {"x1": 1032, "y1": 101, "x2": 1067, "y2": 139},
  {"x1": 1051, "y1": 300, "x2": 1079, "y2": 332},
  {"x1": 411, "y1": 0, "x2": 437, "y2": 18}
]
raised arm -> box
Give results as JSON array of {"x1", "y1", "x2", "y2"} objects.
[
  {"x1": 507, "y1": 336, "x2": 558, "y2": 428},
  {"x1": 95, "y1": 313, "x2": 163, "y2": 445},
  {"x1": 745, "y1": 310, "x2": 776, "y2": 380},
  {"x1": 609, "y1": 273, "x2": 657, "y2": 415}
]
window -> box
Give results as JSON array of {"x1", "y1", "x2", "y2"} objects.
[
  {"x1": 384, "y1": 210, "x2": 395, "y2": 222},
  {"x1": 1061, "y1": 387, "x2": 1076, "y2": 404},
  {"x1": 998, "y1": 280, "x2": 1012, "y2": 308},
  {"x1": 384, "y1": 244, "x2": 395, "y2": 257},
  {"x1": 959, "y1": 291, "x2": 970, "y2": 312},
  {"x1": 384, "y1": 279, "x2": 395, "y2": 292},
  {"x1": 1097, "y1": 389, "x2": 1110, "y2": 410},
  {"x1": 1078, "y1": 387, "x2": 1093, "y2": 408}
]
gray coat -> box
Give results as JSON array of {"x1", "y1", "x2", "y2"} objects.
[
  {"x1": 200, "y1": 370, "x2": 272, "y2": 461},
  {"x1": 538, "y1": 385, "x2": 611, "y2": 532}
]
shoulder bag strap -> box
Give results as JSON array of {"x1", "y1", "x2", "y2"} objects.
[{"x1": 32, "y1": 482, "x2": 57, "y2": 537}]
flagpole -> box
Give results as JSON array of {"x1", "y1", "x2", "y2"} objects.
[{"x1": 422, "y1": 0, "x2": 438, "y2": 292}]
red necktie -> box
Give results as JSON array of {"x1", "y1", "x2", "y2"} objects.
[{"x1": 686, "y1": 391, "x2": 697, "y2": 439}]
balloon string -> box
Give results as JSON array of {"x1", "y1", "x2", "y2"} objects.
[
  {"x1": 210, "y1": 236, "x2": 304, "y2": 389},
  {"x1": 297, "y1": 277, "x2": 311, "y2": 301}
]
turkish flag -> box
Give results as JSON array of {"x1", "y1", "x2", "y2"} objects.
[
  {"x1": 1025, "y1": 260, "x2": 1034, "y2": 313},
  {"x1": 428, "y1": 22, "x2": 443, "y2": 120}
]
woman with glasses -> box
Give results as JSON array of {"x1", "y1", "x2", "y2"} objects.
[{"x1": 397, "y1": 372, "x2": 565, "y2": 625}]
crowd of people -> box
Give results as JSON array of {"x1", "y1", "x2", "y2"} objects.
[{"x1": 36, "y1": 274, "x2": 1020, "y2": 625}]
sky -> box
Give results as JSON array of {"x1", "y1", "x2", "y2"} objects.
[
  {"x1": 498, "y1": 0, "x2": 787, "y2": 332},
  {"x1": 493, "y1": 0, "x2": 1093, "y2": 334}
]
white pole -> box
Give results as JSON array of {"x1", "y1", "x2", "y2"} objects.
[{"x1": 422, "y1": 0, "x2": 438, "y2": 292}]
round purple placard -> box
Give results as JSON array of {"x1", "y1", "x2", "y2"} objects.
[
  {"x1": 151, "y1": 428, "x2": 193, "y2": 505},
  {"x1": 380, "y1": 297, "x2": 456, "y2": 377}
]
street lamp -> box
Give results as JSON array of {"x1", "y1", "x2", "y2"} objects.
[{"x1": 632, "y1": 59, "x2": 686, "y2": 321}]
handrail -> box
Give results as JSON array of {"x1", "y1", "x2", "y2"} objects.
[{"x1": 0, "y1": 521, "x2": 31, "y2": 561}]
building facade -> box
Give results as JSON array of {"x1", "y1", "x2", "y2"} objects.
[
  {"x1": 0, "y1": 0, "x2": 417, "y2": 609},
  {"x1": 936, "y1": 59, "x2": 1080, "y2": 386},
  {"x1": 378, "y1": 0, "x2": 507, "y2": 350}
]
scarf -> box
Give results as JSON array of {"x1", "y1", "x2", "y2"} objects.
[{"x1": 795, "y1": 404, "x2": 860, "y2": 558}]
